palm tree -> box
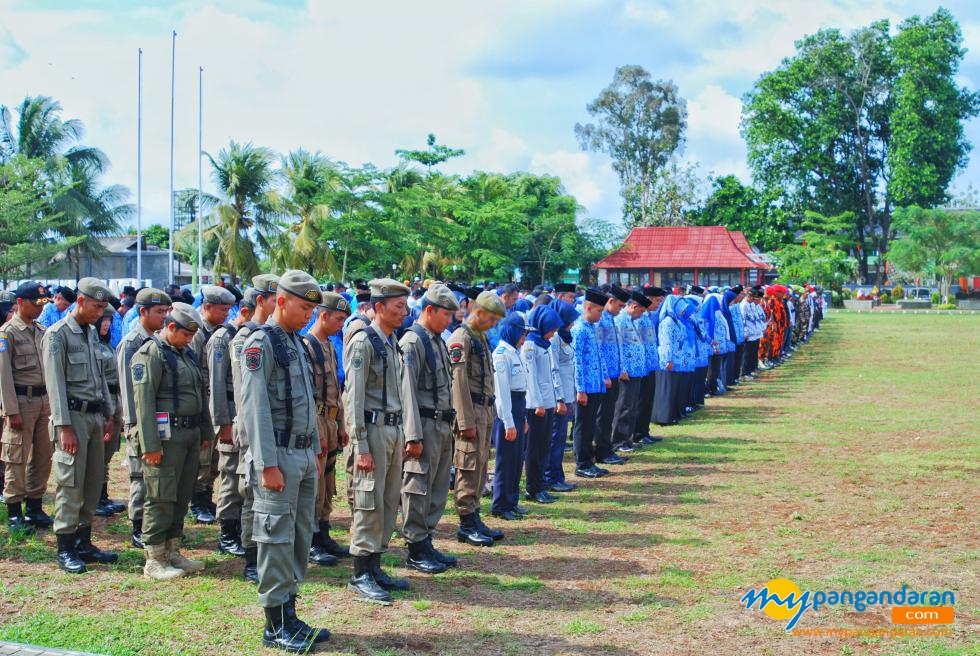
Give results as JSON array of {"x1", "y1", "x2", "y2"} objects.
[
  {"x1": 273, "y1": 149, "x2": 340, "y2": 277},
  {"x1": 204, "y1": 141, "x2": 282, "y2": 281},
  {"x1": 0, "y1": 96, "x2": 126, "y2": 275}
]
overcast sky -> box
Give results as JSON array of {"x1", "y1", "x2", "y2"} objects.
[{"x1": 2, "y1": 0, "x2": 979, "y2": 229}]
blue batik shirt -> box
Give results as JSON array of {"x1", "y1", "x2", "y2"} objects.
[
  {"x1": 636, "y1": 312, "x2": 659, "y2": 374},
  {"x1": 570, "y1": 317, "x2": 607, "y2": 394},
  {"x1": 614, "y1": 311, "x2": 647, "y2": 378},
  {"x1": 596, "y1": 310, "x2": 622, "y2": 379}
]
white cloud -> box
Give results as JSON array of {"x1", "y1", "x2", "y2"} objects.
[
  {"x1": 529, "y1": 149, "x2": 620, "y2": 214},
  {"x1": 687, "y1": 84, "x2": 742, "y2": 143}
]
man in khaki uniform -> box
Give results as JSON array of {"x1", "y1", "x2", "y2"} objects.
[
  {"x1": 207, "y1": 296, "x2": 246, "y2": 557},
  {"x1": 302, "y1": 291, "x2": 351, "y2": 566},
  {"x1": 399, "y1": 284, "x2": 460, "y2": 574},
  {"x1": 117, "y1": 288, "x2": 171, "y2": 548},
  {"x1": 448, "y1": 290, "x2": 505, "y2": 547},
  {"x1": 189, "y1": 285, "x2": 235, "y2": 524},
  {"x1": 42, "y1": 278, "x2": 118, "y2": 574},
  {"x1": 343, "y1": 278, "x2": 411, "y2": 604},
  {"x1": 132, "y1": 303, "x2": 213, "y2": 580},
  {"x1": 0, "y1": 282, "x2": 53, "y2": 534},
  {"x1": 240, "y1": 270, "x2": 329, "y2": 652},
  {"x1": 230, "y1": 274, "x2": 279, "y2": 583},
  {"x1": 95, "y1": 305, "x2": 126, "y2": 518}
]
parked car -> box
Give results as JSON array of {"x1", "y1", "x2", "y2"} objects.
[{"x1": 904, "y1": 286, "x2": 936, "y2": 300}]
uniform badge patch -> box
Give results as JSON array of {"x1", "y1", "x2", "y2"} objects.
[
  {"x1": 350, "y1": 356, "x2": 363, "y2": 370},
  {"x1": 244, "y1": 347, "x2": 262, "y2": 371},
  {"x1": 215, "y1": 348, "x2": 223, "y2": 362},
  {"x1": 0, "y1": 336, "x2": 6, "y2": 353},
  {"x1": 132, "y1": 363, "x2": 146, "y2": 383},
  {"x1": 449, "y1": 344, "x2": 464, "y2": 363}
]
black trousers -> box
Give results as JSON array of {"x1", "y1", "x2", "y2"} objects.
[
  {"x1": 676, "y1": 371, "x2": 692, "y2": 416},
  {"x1": 731, "y1": 343, "x2": 745, "y2": 383},
  {"x1": 612, "y1": 376, "x2": 641, "y2": 446},
  {"x1": 692, "y1": 365, "x2": 707, "y2": 405},
  {"x1": 572, "y1": 393, "x2": 602, "y2": 469},
  {"x1": 525, "y1": 408, "x2": 554, "y2": 496},
  {"x1": 707, "y1": 354, "x2": 723, "y2": 395},
  {"x1": 744, "y1": 340, "x2": 760, "y2": 374},
  {"x1": 633, "y1": 373, "x2": 656, "y2": 438},
  {"x1": 595, "y1": 378, "x2": 618, "y2": 461},
  {"x1": 653, "y1": 370, "x2": 678, "y2": 425}
]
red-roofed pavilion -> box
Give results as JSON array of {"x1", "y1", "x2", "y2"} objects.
[{"x1": 595, "y1": 226, "x2": 770, "y2": 288}]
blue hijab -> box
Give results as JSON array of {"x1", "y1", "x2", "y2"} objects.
[
  {"x1": 552, "y1": 299, "x2": 579, "y2": 344},
  {"x1": 662, "y1": 295, "x2": 690, "y2": 322},
  {"x1": 721, "y1": 290, "x2": 737, "y2": 341},
  {"x1": 498, "y1": 313, "x2": 526, "y2": 349},
  {"x1": 513, "y1": 298, "x2": 532, "y2": 314},
  {"x1": 528, "y1": 305, "x2": 563, "y2": 349},
  {"x1": 697, "y1": 295, "x2": 720, "y2": 336}
]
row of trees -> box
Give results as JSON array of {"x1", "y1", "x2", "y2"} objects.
[
  {"x1": 167, "y1": 134, "x2": 618, "y2": 284},
  {"x1": 0, "y1": 95, "x2": 619, "y2": 286},
  {"x1": 577, "y1": 9, "x2": 979, "y2": 287}
]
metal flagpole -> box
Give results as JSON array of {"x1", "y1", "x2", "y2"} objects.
[
  {"x1": 197, "y1": 66, "x2": 203, "y2": 290},
  {"x1": 136, "y1": 47, "x2": 143, "y2": 284},
  {"x1": 168, "y1": 29, "x2": 176, "y2": 285}
]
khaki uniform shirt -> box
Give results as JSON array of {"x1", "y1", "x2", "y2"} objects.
[
  {"x1": 42, "y1": 315, "x2": 114, "y2": 426},
  {"x1": 0, "y1": 314, "x2": 46, "y2": 416}
]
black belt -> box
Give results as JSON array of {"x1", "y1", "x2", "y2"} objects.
[
  {"x1": 107, "y1": 383, "x2": 120, "y2": 394},
  {"x1": 168, "y1": 414, "x2": 201, "y2": 429},
  {"x1": 419, "y1": 407, "x2": 456, "y2": 423},
  {"x1": 274, "y1": 430, "x2": 314, "y2": 449},
  {"x1": 67, "y1": 398, "x2": 104, "y2": 414},
  {"x1": 364, "y1": 410, "x2": 402, "y2": 427},
  {"x1": 470, "y1": 392, "x2": 495, "y2": 406},
  {"x1": 13, "y1": 385, "x2": 46, "y2": 398}
]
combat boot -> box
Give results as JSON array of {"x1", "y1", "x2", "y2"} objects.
[
  {"x1": 308, "y1": 529, "x2": 339, "y2": 566},
  {"x1": 347, "y1": 555, "x2": 392, "y2": 605},
  {"x1": 243, "y1": 545, "x2": 258, "y2": 583},
  {"x1": 143, "y1": 543, "x2": 184, "y2": 580},
  {"x1": 406, "y1": 539, "x2": 447, "y2": 574},
  {"x1": 23, "y1": 497, "x2": 53, "y2": 529},
  {"x1": 425, "y1": 535, "x2": 457, "y2": 567},
  {"x1": 131, "y1": 519, "x2": 144, "y2": 549},
  {"x1": 6, "y1": 502, "x2": 35, "y2": 536},
  {"x1": 261, "y1": 604, "x2": 314, "y2": 653},
  {"x1": 190, "y1": 491, "x2": 215, "y2": 524},
  {"x1": 371, "y1": 552, "x2": 410, "y2": 591},
  {"x1": 456, "y1": 512, "x2": 493, "y2": 547},
  {"x1": 74, "y1": 525, "x2": 117, "y2": 564},
  {"x1": 166, "y1": 537, "x2": 205, "y2": 573},
  {"x1": 473, "y1": 512, "x2": 504, "y2": 541},
  {"x1": 286, "y1": 595, "x2": 330, "y2": 644},
  {"x1": 318, "y1": 521, "x2": 350, "y2": 558},
  {"x1": 218, "y1": 519, "x2": 246, "y2": 556},
  {"x1": 56, "y1": 532, "x2": 86, "y2": 574}
]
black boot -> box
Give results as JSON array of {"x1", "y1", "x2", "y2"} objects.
[
  {"x1": 95, "y1": 483, "x2": 114, "y2": 517},
  {"x1": 371, "y1": 552, "x2": 410, "y2": 591},
  {"x1": 426, "y1": 535, "x2": 457, "y2": 567},
  {"x1": 405, "y1": 539, "x2": 447, "y2": 574},
  {"x1": 473, "y1": 512, "x2": 504, "y2": 541},
  {"x1": 74, "y1": 525, "x2": 118, "y2": 564},
  {"x1": 104, "y1": 485, "x2": 126, "y2": 514},
  {"x1": 243, "y1": 545, "x2": 259, "y2": 583},
  {"x1": 24, "y1": 497, "x2": 53, "y2": 529},
  {"x1": 286, "y1": 595, "x2": 330, "y2": 644},
  {"x1": 456, "y1": 512, "x2": 493, "y2": 547},
  {"x1": 6, "y1": 502, "x2": 36, "y2": 536},
  {"x1": 56, "y1": 532, "x2": 86, "y2": 574},
  {"x1": 347, "y1": 554, "x2": 392, "y2": 604},
  {"x1": 261, "y1": 604, "x2": 314, "y2": 653},
  {"x1": 190, "y1": 491, "x2": 215, "y2": 524},
  {"x1": 218, "y1": 519, "x2": 246, "y2": 557},
  {"x1": 318, "y1": 521, "x2": 350, "y2": 558},
  {"x1": 205, "y1": 489, "x2": 217, "y2": 515},
  {"x1": 308, "y1": 528, "x2": 338, "y2": 567},
  {"x1": 131, "y1": 518, "x2": 144, "y2": 549}
]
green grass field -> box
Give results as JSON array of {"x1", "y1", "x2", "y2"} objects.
[{"x1": 0, "y1": 311, "x2": 977, "y2": 655}]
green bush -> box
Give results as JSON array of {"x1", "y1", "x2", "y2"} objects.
[
  {"x1": 831, "y1": 291, "x2": 842, "y2": 308},
  {"x1": 936, "y1": 303, "x2": 957, "y2": 310},
  {"x1": 841, "y1": 288, "x2": 853, "y2": 299},
  {"x1": 880, "y1": 292, "x2": 891, "y2": 304},
  {"x1": 891, "y1": 283, "x2": 904, "y2": 300},
  {"x1": 931, "y1": 292, "x2": 941, "y2": 304}
]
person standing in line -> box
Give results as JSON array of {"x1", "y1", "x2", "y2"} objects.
[{"x1": 570, "y1": 289, "x2": 611, "y2": 479}]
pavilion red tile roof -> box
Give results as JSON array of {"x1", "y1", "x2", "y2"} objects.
[{"x1": 595, "y1": 226, "x2": 770, "y2": 270}]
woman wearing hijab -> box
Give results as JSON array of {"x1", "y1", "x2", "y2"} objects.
[
  {"x1": 683, "y1": 295, "x2": 709, "y2": 410},
  {"x1": 723, "y1": 287, "x2": 745, "y2": 386},
  {"x1": 698, "y1": 294, "x2": 727, "y2": 397},
  {"x1": 546, "y1": 300, "x2": 580, "y2": 494},
  {"x1": 94, "y1": 306, "x2": 126, "y2": 519},
  {"x1": 653, "y1": 296, "x2": 694, "y2": 425},
  {"x1": 490, "y1": 314, "x2": 530, "y2": 520},
  {"x1": 522, "y1": 305, "x2": 566, "y2": 504}
]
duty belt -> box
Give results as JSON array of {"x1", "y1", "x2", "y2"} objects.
[
  {"x1": 364, "y1": 410, "x2": 402, "y2": 427},
  {"x1": 273, "y1": 430, "x2": 314, "y2": 449},
  {"x1": 418, "y1": 407, "x2": 456, "y2": 423},
  {"x1": 168, "y1": 414, "x2": 201, "y2": 429},
  {"x1": 67, "y1": 397, "x2": 104, "y2": 414},
  {"x1": 470, "y1": 392, "x2": 495, "y2": 406},
  {"x1": 13, "y1": 384, "x2": 46, "y2": 399},
  {"x1": 317, "y1": 404, "x2": 340, "y2": 420}
]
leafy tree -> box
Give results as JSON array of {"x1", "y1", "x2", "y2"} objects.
[
  {"x1": 692, "y1": 175, "x2": 793, "y2": 251},
  {"x1": 139, "y1": 224, "x2": 171, "y2": 250},
  {"x1": 395, "y1": 133, "x2": 464, "y2": 171},
  {"x1": 772, "y1": 211, "x2": 858, "y2": 290},
  {"x1": 742, "y1": 9, "x2": 978, "y2": 284},
  {"x1": 641, "y1": 159, "x2": 702, "y2": 227},
  {"x1": 889, "y1": 206, "x2": 980, "y2": 301},
  {"x1": 576, "y1": 65, "x2": 687, "y2": 227},
  {"x1": 273, "y1": 149, "x2": 341, "y2": 277}
]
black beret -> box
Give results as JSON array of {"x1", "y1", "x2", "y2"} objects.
[
  {"x1": 642, "y1": 286, "x2": 668, "y2": 297},
  {"x1": 608, "y1": 285, "x2": 630, "y2": 303},
  {"x1": 584, "y1": 288, "x2": 610, "y2": 306},
  {"x1": 629, "y1": 291, "x2": 652, "y2": 308},
  {"x1": 553, "y1": 283, "x2": 577, "y2": 293}
]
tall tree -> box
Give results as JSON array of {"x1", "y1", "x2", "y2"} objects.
[
  {"x1": 273, "y1": 149, "x2": 340, "y2": 277},
  {"x1": 395, "y1": 133, "x2": 464, "y2": 171},
  {"x1": 889, "y1": 206, "x2": 980, "y2": 301},
  {"x1": 203, "y1": 141, "x2": 282, "y2": 281},
  {"x1": 742, "y1": 10, "x2": 979, "y2": 284},
  {"x1": 692, "y1": 175, "x2": 793, "y2": 252},
  {"x1": 575, "y1": 65, "x2": 687, "y2": 227}
]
